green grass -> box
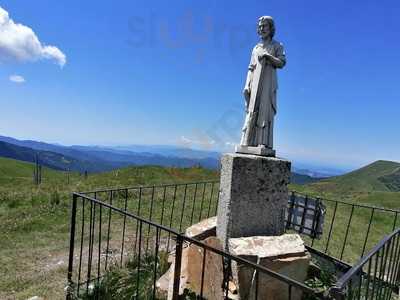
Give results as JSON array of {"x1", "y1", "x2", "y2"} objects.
[
  {"x1": 1, "y1": 157, "x2": 399, "y2": 299},
  {"x1": 77, "y1": 253, "x2": 169, "y2": 300},
  {"x1": 0, "y1": 157, "x2": 218, "y2": 300},
  {"x1": 291, "y1": 160, "x2": 400, "y2": 265},
  {"x1": 300, "y1": 160, "x2": 400, "y2": 197}
]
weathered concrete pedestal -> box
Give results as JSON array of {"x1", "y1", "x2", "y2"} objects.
[
  {"x1": 235, "y1": 145, "x2": 276, "y2": 157},
  {"x1": 157, "y1": 153, "x2": 311, "y2": 300},
  {"x1": 217, "y1": 153, "x2": 291, "y2": 248}
]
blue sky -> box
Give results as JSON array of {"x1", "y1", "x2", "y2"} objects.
[{"x1": 0, "y1": 0, "x2": 399, "y2": 169}]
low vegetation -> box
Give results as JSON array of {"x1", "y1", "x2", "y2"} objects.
[
  {"x1": 78, "y1": 253, "x2": 169, "y2": 300},
  {"x1": 294, "y1": 160, "x2": 400, "y2": 199},
  {"x1": 0, "y1": 157, "x2": 399, "y2": 299},
  {"x1": 292, "y1": 161, "x2": 400, "y2": 264},
  {"x1": 0, "y1": 157, "x2": 217, "y2": 299}
]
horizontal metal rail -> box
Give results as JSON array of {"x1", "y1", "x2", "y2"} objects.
[
  {"x1": 329, "y1": 228, "x2": 400, "y2": 299},
  {"x1": 79, "y1": 180, "x2": 219, "y2": 195},
  {"x1": 73, "y1": 192, "x2": 182, "y2": 235},
  {"x1": 333, "y1": 228, "x2": 400, "y2": 290},
  {"x1": 82, "y1": 183, "x2": 400, "y2": 215},
  {"x1": 292, "y1": 190, "x2": 400, "y2": 215}
]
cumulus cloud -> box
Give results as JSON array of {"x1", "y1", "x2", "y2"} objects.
[
  {"x1": 9, "y1": 74, "x2": 25, "y2": 83},
  {"x1": 0, "y1": 6, "x2": 66, "y2": 67}
]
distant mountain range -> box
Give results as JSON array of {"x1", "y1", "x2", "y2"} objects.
[
  {"x1": 0, "y1": 141, "x2": 111, "y2": 172},
  {"x1": 0, "y1": 135, "x2": 327, "y2": 184},
  {"x1": 0, "y1": 136, "x2": 221, "y2": 172},
  {"x1": 111, "y1": 144, "x2": 221, "y2": 160},
  {"x1": 290, "y1": 172, "x2": 321, "y2": 185}
]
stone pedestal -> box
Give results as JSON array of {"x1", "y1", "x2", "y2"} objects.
[
  {"x1": 217, "y1": 153, "x2": 291, "y2": 247},
  {"x1": 235, "y1": 145, "x2": 276, "y2": 157}
]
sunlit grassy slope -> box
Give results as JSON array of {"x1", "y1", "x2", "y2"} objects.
[
  {"x1": 0, "y1": 157, "x2": 218, "y2": 300},
  {"x1": 292, "y1": 160, "x2": 400, "y2": 265},
  {"x1": 293, "y1": 160, "x2": 400, "y2": 200},
  {"x1": 1, "y1": 157, "x2": 399, "y2": 299}
]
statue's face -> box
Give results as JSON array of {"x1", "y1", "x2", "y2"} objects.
[{"x1": 258, "y1": 22, "x2": 271, "y2": 39}]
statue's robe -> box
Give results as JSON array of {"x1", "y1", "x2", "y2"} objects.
[{"x1": 241, "y1": 39, "x2": 286, "y2": 148}]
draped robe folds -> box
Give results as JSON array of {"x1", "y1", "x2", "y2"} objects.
[{"x1": 240, "y1": 39, "x2": 286, "y2": 148}]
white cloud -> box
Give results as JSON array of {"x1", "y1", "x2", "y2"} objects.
[
  {"x1": 0, "y1": 6, "x2": 66, "y2": 67},
  {"x1": 179, "y1": 135, "x2": 216, "y2": 149},
  {"x1": 9, "y1": 74, "x2": 25, "y2": 83}
]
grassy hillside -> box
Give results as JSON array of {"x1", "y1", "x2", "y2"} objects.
[
  {"x1": 294, "y1": 160, "x2": 400, "y2": 200},
  {"x1": 0, "y1": 157, "x2": 218, "y2": 300},
  {"x1": 0, "y1": 157, "x2": 66, "y2": 186},
  {"x1": 1, "y1": 157, "x2": 399, "y2": 299},
  {"x1": 290, "y1": 172, "x2": 321, "y2": 185}
]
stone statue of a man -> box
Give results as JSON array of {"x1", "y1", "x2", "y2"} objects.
[{"x1": 236, "y1": 16, "x2": 286, "y2": 157}]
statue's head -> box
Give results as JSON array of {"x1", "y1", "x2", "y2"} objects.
[{"x1": 257, "y1": 16, "x2": 275, "y2": 39}]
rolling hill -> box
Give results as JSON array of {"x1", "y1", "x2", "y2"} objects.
[
  {"x1": 306, "y1": 160, "x2": 400, "y2": 193},
  {"x1": 0, "y1": 141, "x2": 120, "y2": 172},
  {"x1": 293, "y1": 160, "x2": 400, "y2": 209},
  {"x1": 290, "y1": 172, "x2": 321, "y2": 185},
  {"x1": 0, "y1": 156, "x2": 67, "y2": 187},
  {"x1": 0, "y1": 156, "x2": 219, "y2": 189}
]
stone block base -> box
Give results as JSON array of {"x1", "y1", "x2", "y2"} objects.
[
  {"x1": 185, "y1": 216, "x2": 217, "y2": 240},
  {"x1": 156, "y1": 236, "x2": 225, "y2": 300},
  {"x1": 235, "y1": 145, "x2": 276, "y2": 157},
  {"x1": 157, "y1": 220, "x2": 310, "y2": 300},
  {"x1": 229, "y1": 234, "x2": 310, "y2": 300},
  {"x1": 217, "y1": 153, "x2": 291, "y2": 248}
]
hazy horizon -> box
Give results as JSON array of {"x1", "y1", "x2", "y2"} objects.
[{"x1": 0, "y1": 133, "x2": 385, "y2": 172}]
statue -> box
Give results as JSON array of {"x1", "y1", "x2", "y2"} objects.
[{"x1": 236, "y1": 16, "x2": 286, "y2": 156}]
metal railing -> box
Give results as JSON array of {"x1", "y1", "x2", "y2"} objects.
[
  {"x1": 330, "y1": 228, "x2": 400, "y2": 299},
  {"x1": 66, "y1": 181, "x2": 400, "y2": 299},
  {"x1": 77, "y1": 182, "x2": 400, "y2": 265},
  {"x1": 290, "y1": 191, "x2": 400, "y2": 266},
  {"x1": 66, "y1": 190, "x2": 322, "y2": 299}
]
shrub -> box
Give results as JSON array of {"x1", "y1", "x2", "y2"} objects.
[
  {"x1": 79, "y1": 252, "x2": 169, "y2": 300},
  {"x1": 50, "y1": 190, "x2": 61, "y2": 206}
]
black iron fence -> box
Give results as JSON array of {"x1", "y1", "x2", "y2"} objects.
[
  {"x1": 292, "y1": 192, "x2": 400, "y2": 265},
  {"x1": 66, "y1": 191, "x2": 321, "y2": 299},
  {"x1": 79, "y1": 181, "x2": 220, "y2": 235},
  {"x1": 330, "y1": 228, "x2": 400, "y2": 300},
  {"x1": 66, "y1": 181, "x2": 400, "y2": 299}
]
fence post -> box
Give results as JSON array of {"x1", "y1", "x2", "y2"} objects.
[
  {"x1": 39, "y1": 165, "x2": 42, "y2": 184},
  {"x1": 66, "y1": 194, "x2": 78, "y2": 299},
  {"x1": 172, "y1": 235, "x2": 184, "y2": 300},
  {"x1": 329, "y1": 286, "x2": 345, "y2": 300}
]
